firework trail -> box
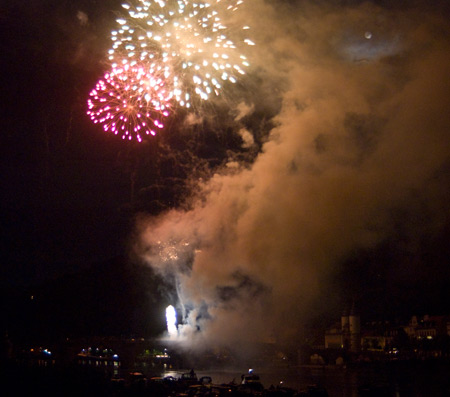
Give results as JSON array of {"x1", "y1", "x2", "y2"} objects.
[
  {"x1": 87, "y1": 64, "x2": 171, "y2": 142},
  {"x1": 87, "y1": 0, "x2": 252, "y2": 140},
  {"x1": 108, "y1": 0, "x2": 253, "y2": 107}
]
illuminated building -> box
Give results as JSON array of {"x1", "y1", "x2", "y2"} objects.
[
  {"x1": 324, "y1": 305, "x2": 361, "y2": 353},
  {"x1": 404, "y1": 315, "x2": 449, "y2": 340}
]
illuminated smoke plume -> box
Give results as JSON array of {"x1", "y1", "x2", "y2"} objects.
[{"x1": 134, "y1": 0, "x2": 450, "y2": 353}]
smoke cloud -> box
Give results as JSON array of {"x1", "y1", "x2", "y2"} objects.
[{"x1": 133, "y1": 0, "x2": 450, "y2": 353}]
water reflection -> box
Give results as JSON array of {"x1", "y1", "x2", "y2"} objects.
[{"x1": 160, "y1": 362, "x2": 450, "y2": 396}]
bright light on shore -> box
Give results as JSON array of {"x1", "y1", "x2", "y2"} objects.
[{"x1": 166, "y1": 305, "x2": 178, "y2": 337}]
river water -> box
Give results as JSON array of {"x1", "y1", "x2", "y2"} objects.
[{"x1": 160, "y1": 361, "x2": 450, "y2": 396}]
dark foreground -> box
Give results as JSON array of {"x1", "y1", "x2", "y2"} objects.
[
  {"x1": 2, "y1": 360, "x2": 450, "y2": 397},
  {"x1": 1, "y1": 362, "x2": 327, "y2": 397}
]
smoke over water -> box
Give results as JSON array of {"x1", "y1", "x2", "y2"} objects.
[{"x1": 133, "y1": 1, "x2": 450, "y2": 353}]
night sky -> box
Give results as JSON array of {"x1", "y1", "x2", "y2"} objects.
[
  {"x1": 1, "y1": 0, "x2": 124, "y2": 284},
  {"x1": 1, "y1": 0, "x2": 450, "y2": 348},
  {"x1": 0, "y1": 0, "x2": 247, "y2": 285}
]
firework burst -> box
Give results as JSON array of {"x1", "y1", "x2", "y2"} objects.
[
  {"x1": 108, "y1": 0, "x2": 253, "y2": 106},
  {"x1": 87, "y1": 64, "x2": 171, "y2": 142}
]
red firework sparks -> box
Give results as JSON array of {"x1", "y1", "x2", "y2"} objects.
[{"x1": 87, "y1": 64, "x2": 171, "y2": 142}]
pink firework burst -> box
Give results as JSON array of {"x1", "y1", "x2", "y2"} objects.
[{"x1": 87, "y1": 64, "x2": 171, "y2": 142}]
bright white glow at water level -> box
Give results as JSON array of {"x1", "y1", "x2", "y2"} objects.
[{"x1": 166, "y1": 305, "x2": 178, "y2": 337}]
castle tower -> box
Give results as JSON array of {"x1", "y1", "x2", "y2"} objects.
[
  {"x1": 349, "y1": 303, "x2": 361, "y2": 353},
  {"x1": 341, "y1": 309, "x2": 350, "y2": 350}
]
